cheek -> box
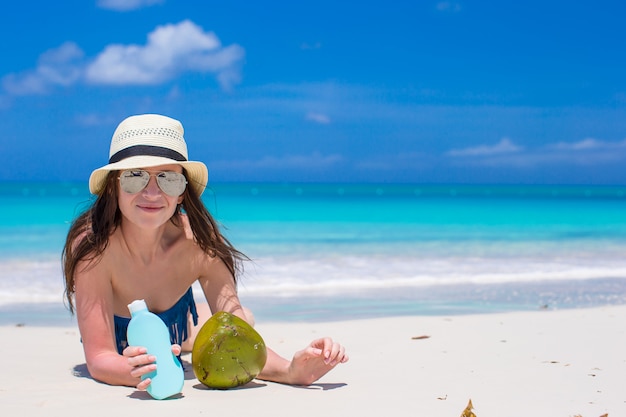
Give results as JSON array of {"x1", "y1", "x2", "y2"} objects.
[{"x1": 116, "y1": 193, "x2": 133, "y2": 215}]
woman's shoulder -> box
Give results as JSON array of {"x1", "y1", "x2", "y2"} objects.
[
  {"x1": 168, "y1": 214, "x2": 207, "y2": 257},
  {"x1": 73, "y1": 233, "x2": 114, "y2": 278}
]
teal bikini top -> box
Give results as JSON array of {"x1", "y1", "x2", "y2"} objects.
[{"x1": 113, "y1": 288, "x2": 199, "y2": 354}]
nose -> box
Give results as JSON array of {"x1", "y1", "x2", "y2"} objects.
[{"x1": 142, "y1": 175, "x2": 162, "y2": 196}]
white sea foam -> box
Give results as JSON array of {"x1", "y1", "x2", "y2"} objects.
[
  {"x1": 0, "y1": 255, "x2": 605, "y2": 303},
  {"x1": 233, "y1": 254, "x2": 626, "y2": 297},
  {"x1": 0, "y1": 259, "x2": 65, "y2": 305},
  {"x1": 3, "y1": 250, "x2": 626, "y2": 306}
]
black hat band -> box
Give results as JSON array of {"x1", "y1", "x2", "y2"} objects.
[{"x1": 109, "y1": 145, "x2": 187, "y2": 164}]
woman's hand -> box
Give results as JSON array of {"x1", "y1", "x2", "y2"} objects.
[
  {"x1": 122, "y1": 344, "x2": 182, "y2": 391},
  {"x1": 287, "y1": 337, "x2": 349, "y2": 386}
]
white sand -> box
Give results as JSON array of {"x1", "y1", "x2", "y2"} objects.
[{"x1": 1, "y1": 306, "x2": 624, "y2": 416}]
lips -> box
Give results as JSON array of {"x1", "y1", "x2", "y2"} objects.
[{"x1": 137, "y1": 204, "x2": 164, "y2": 212}]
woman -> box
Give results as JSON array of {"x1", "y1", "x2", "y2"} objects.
[{"x1": 63, "y1": 114, "x2": 348, "y2": 390}]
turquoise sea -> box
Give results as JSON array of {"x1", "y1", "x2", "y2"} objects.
[{"x1": 2, "y1": 182, "x2": 626, "y2": 325}]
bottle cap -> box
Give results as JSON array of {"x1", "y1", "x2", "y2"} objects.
[{"x1": 128, "y1": 299, "x2": 148, "y2": 315}]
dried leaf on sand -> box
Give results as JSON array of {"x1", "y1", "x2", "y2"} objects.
[{"x1": 460, "y1": 399, "x2": 477, "y2": 417}]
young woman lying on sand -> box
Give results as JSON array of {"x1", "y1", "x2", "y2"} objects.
[{"x1": 62, "y1": 114, "x2": 348, "y2": 390}]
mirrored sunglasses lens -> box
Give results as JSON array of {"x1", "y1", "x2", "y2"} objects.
[
  {"x1": 156, "y1": 172, "x2": 187, "y2": 196},
  {"x1": 120, "y1": 170, "x2": 150, "y2": 194}
]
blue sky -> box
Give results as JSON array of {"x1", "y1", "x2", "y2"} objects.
[{"x1": 1, "y1": 0, "x2": 626, "y2": 184}]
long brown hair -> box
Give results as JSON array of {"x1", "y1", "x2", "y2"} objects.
[{"x1": 62, "y1": 169, "x2": 246, "y2": 313}]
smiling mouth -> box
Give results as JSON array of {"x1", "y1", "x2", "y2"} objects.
[{"x1": 137, "y1": 205, "x2": 163, "y2": 211}]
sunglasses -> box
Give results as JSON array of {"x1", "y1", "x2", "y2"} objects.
[{"x1": 119, "y1": 170, "x2": 188, "y2": 197}]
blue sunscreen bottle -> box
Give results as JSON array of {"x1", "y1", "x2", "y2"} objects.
[{"x1": 127, "y1": 299, "x2": 184, "y2": 399}]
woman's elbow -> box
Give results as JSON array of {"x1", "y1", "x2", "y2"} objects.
[{"x1": 85, "y1": 358, "x2": 136, "y2": 387}]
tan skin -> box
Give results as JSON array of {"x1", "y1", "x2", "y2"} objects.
[{"x1": 75, "y1": 164, "x2": 348, "y2": 390}]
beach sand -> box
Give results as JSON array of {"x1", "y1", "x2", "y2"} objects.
[{"x1": 2, "y1": 306, "x2": 624, "y2": 417}]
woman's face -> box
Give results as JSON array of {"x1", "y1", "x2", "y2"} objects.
[{"x1": 116, "y1": 164, "x2": 184, "y2": 230}]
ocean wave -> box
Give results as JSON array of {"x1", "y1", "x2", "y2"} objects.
[
  {"x1": 3, "y1": 253, "x2": 626, "y2": 306},
  {"x1": 234, "y1": 255, "x2": 626, "y2": 297},
  {"x1": 0, "y1": 259, "x2": 65, "y2": 304}
]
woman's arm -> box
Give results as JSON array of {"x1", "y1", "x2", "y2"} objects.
[
  {"x1": 74, "y1": 260, "x2": 141, "y2": 387},
  {"x1": 258, "y1": 338, "x2": 348, "y2": 385},
  {"x1": 197, "y1": 256, "x2": 348, "y2": 386}
]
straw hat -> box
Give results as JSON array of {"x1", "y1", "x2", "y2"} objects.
[{"x1": 89, "y1": 114, "x2": 208, "y2": 196}]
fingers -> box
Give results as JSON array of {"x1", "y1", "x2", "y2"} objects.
[
  {"x1": 122, "y1": 345, "x2": 157, "y2": 381},
  {"x1": 324, "y1": 342, "x2": 348, "y2": 366},
  {"x1": 137, "y1": 377, "x2": 152, "y2": 391},
  {"x1": 122, "y1": 344, "x2": 182, "y2": 390},
  {"x1": 122, "y1": 345, "x2": 147, "y2": 358},
  {"x1": 311, "y1": 337, "x2": 349, "y2": 366}
]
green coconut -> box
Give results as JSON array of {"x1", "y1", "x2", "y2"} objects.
[{"x1": 192, "y1": 311, "x2": 267, "y2": 389}]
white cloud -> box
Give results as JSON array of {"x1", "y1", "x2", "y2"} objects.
[
  {"x1": 1, "y1": 20, "x2": 244, "y2": 96},
  {"x1": 549, "y1": 138, "x2": 626, "y2": 151},
  {"x1": 2, "y1": 42, "x2": 84, "y2": 95},
  {"x1": 445, "y1": 137, "x2": 626, "y2": 169},
  {"x1": 97, "y1": 0, "x2": 164, "y2": 11},
  {"x1": 74, "y1": 113, "x2": 117, "y2": 127},
  {"x1": 306, "y1": 112, "x2": 331, "y2": 124},
  {"x1": 166, "y1": 85, "x2": 182, "y2": 100},
  {"x1": 446, "y1": 138, "x2": 522, "y2": 157},
  {"x1": 436, "y1": 2, "x2": 462, "y2": 12},
  {"x1": 85, "y1": 20, "x2": 244, "y2": 89},
  {"x1": 300, "y1": 42, "x2": 322, "y2": 50}
]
